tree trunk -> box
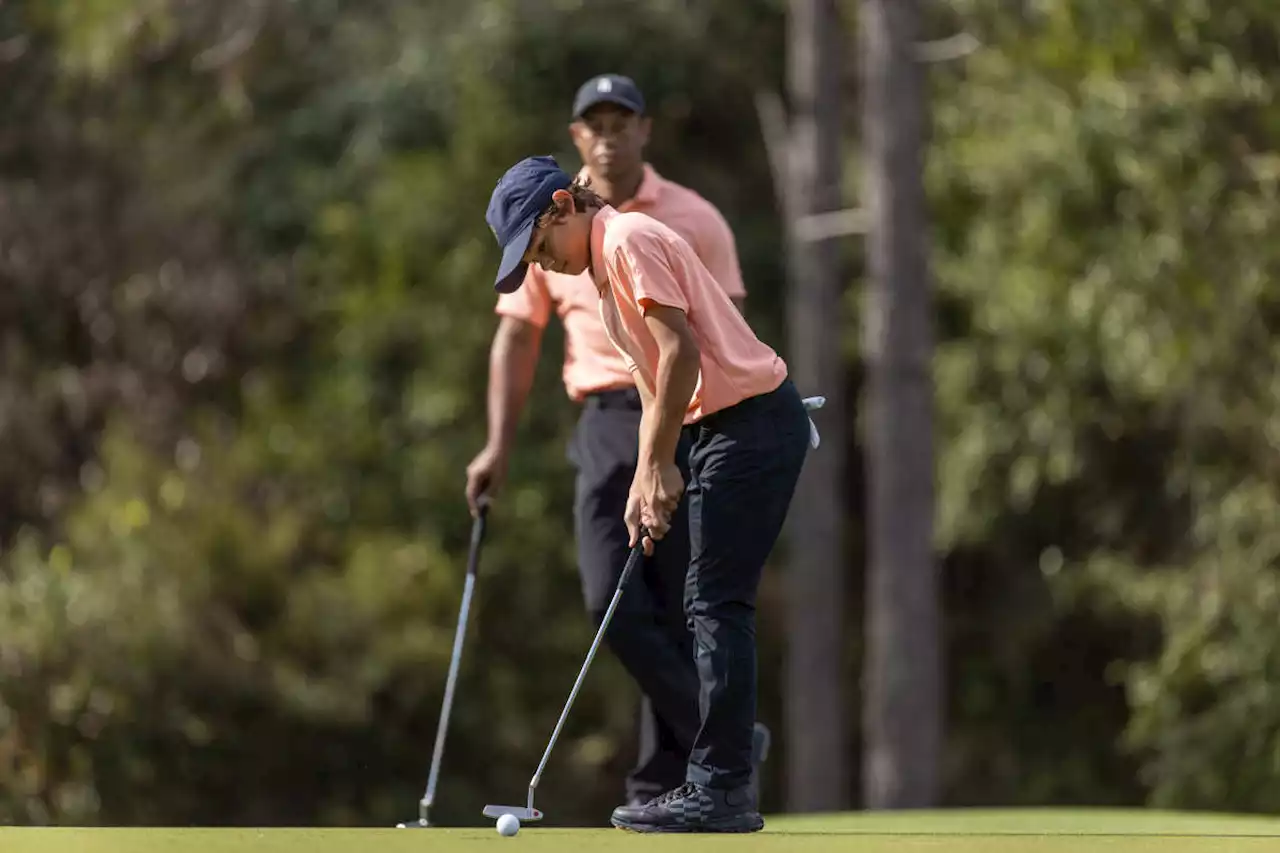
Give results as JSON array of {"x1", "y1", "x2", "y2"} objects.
[
  {"x1": 781, "y1": 0, "x2": 849, "y2": 814},
  {"x1": 860, "y1": 0, "x2": 942, "y2": 810}
]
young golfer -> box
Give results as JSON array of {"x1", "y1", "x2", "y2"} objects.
[
  {"x1": 484, "y1": 155, "x2": 810, "y2": 833},
  {"x1": 466, "y1": 74, "x2": 768, "y2": 809}
]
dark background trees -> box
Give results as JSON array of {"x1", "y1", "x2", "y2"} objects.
[{"x1": 3, "y1": 0, "x2": 1280, "y2": 826}]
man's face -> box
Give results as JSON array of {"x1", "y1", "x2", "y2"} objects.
[{"x1": 570, "y1": 104, "x2": 651, "y2": 182}]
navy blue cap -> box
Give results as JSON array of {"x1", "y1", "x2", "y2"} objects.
[
  {"x1": 485, "y1": 156, "x2": 573, "y2": 293},
  {"x1": 571, "y1": 74, "x2": 646, "y2": 120}
]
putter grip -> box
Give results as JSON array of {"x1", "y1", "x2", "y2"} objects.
[
  {"x1": 466, "y1": 505, "x2": 488, "y2": 577},
  {"x1": 618, "y1": 526, "x2": 648, "y2": 584}
]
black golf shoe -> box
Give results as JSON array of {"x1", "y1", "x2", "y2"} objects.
[
  {"x1": 623, "y1": 723, "x2": 770, "y2": 810},
  {"x1": 611, "y1": 783, "x2": 764, "y2": 833}
]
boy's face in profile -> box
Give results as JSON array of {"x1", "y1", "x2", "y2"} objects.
[{"x1": 522, "y1": 190, "x2": 593, "y2": 278}]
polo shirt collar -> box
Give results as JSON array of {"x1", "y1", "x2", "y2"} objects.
[{"x1": 589, "y1": 205, "x2": 618, "y2": 289}]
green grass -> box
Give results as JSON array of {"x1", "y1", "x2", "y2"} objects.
[{"x1": 6, "y1": 809, "x2": 1280, "y2": 853}]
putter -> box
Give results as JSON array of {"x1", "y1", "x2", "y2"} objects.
[
  {"x1": 396, "y1": 502, "x2": 489, "y2": 828},
  {"x1": 483, "y1": 530, "x2": 648, "y2": 825}
]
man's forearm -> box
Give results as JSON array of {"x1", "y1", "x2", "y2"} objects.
[{"x1": 487, "y1": 316, "x2": 541, "y2": 450}]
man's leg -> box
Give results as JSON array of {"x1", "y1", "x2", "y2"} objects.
[
  {"x1": 570, "y1": 403, "x2": 702, "y2": 802},
  {"x1": 645, "y1": 460, "x2": 773, "y2": 805},
  {"x1": 610, "y1": 380, "x2": 809, "y2": 832},
  {"x1": 632, "y1": 696, "x2": 685, "y2": 804},
  {"x1": 628, "y1": 432, "x2": 697, "y2": 800}
]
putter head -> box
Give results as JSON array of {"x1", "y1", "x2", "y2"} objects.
[
  {"x1": 483, "y1": 805, "x2": 543, "y2": 822},
  {"x1": 394, "y1": 798, "x2": 433, "y2": 828}
]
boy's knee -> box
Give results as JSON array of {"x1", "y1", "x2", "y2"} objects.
[{"x1": 684, "y1": 596, "x2": 754, "y2": 635}]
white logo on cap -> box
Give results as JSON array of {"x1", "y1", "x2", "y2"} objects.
[{"x1": 597, "y1": 78, "x2": 613, "y2": 93}]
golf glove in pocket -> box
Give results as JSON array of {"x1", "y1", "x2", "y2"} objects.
[{"x1": 802, "y1": 395, "x2": 825, "y2": 450}]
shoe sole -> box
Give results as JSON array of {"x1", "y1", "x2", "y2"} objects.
[{"x1": 611, "y1": 816, "x2": 766, "y2": 834}]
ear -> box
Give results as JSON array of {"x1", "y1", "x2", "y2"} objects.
[
  {"x1": 568, "y1": 121, "x2": 592, "y2": 158},
  {"x1": 637, "y1": 116, "x2": 653, "y2": 147},
  {"x1": 550, "y1": 188, "x2": 575, "y2": 219}
]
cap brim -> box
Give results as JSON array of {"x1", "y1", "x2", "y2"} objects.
[
  {"x1": 573, "y1": 95, "x2": 644, "y2": 119},
  {"x1": 494, "y1": 219, "x2": 535, "y2": 294}
]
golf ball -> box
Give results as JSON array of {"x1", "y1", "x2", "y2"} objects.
[{"x1": 496, "y1": 813, "x2": 520, "y2": 836}]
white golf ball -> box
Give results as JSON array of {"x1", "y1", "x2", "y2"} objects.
[{"x1": 496, "y1": 813, "x2": 520, "y2": 836}]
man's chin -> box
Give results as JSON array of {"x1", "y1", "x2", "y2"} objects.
[{"x1": 594, "y1": 162, "x2": 634, "y2": 182}]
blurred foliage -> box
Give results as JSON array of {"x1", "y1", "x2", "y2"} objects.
[
  {"x1": 932, "y1": 0, "x2": 1280, "y2": 812},
  {"x1": 3, "y1": 0, "x2": 1280, "y2": 828}
]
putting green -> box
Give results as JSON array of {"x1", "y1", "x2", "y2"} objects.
[{"x1": 5, "y1": 809, "x2": 1280, "y2": 853}]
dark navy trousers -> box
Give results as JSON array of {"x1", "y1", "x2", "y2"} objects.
[
  {"x1": 682, "y1": 378, "x2": 809, "y2": 790},
  {"x1": 569, "y1": 379, "x2": 810, "y2": 795},
  {"x1": 570, "y1": 387, "x2": 700, "y2": 802}
]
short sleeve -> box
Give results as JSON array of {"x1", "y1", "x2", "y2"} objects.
[
  {"x1": 494, "y1": 265, "x2": 552, "y2": 328},
  {"x1": 609, "y1": 227, "x2": 690, "y2": 313},
  {"x1": 691, "y1": 203, "x2": 746, "y2": 299}
]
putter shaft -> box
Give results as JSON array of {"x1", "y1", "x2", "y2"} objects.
[
  {"x1": 422, "y1": 570, "x2": 476, "y2": 816},
  {"x1": 526, "y1": 538, "x2": 646, "y2": 809},
  {"x1": 410, "y1": 507, "x2": 487, "y2": 827}
]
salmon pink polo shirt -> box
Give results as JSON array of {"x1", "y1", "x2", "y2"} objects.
[
  {"x1": 494, "y1": 165, "x2": 745, "y2": 401},
  {"x1": 589, "y1": 206, "x2": 788, "y2": 424}
]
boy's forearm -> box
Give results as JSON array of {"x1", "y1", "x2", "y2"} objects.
[{"x1": 640, "y1": 333, "x2": 700, "y2": 468}]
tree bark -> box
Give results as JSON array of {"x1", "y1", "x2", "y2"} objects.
[
  {"x1": 859, "y1": 0, "x2": 943, "y2": 810},
  {"x1": 781, "y1": 0, "x2": 849, "y2": 814}
]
